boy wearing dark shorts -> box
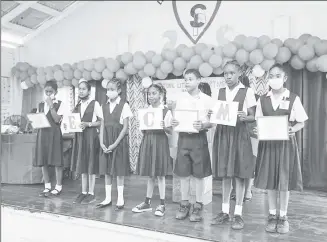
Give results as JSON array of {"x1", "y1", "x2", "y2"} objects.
[{"x1": 171, "y1": 69, "x2": 214, "y2": 222}]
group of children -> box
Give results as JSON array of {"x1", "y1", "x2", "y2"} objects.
[{"x1": 33, "y1": 61, "x2": 308, "y2": 234}]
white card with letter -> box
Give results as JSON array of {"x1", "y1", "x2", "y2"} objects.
[
  {"x1": 138, "y1": 108, "x2": 163, "y2": 130},
  {"x1": 257, "y1": 116, "x2": 289, "y2": 140},
  {"x1": 63, "y1": 113, "x2": 83, "y2": 133},
  {"x1": 173, "y1": 109, "x2": 199, "y2": 133},
  {"x1": 26, "y1": 113, "x2": 51, "y2": 129},
  {"x1": 210, "y1": 100, "x2": 239, "y2": 126}
]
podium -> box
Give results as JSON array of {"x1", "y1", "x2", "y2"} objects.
[{"x1": 1, "y1": 134, "x2": 43, "y2": 184}]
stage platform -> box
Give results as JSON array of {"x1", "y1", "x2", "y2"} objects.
[{"x1": 1, "y1": 175, "x2": 327, "y2": 242}]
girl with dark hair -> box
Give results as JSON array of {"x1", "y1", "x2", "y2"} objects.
[
  {"x1": 210, "y1": 61, "x2": 257, "y2": 230},
  {"x1": 34, "y1": 80, "x2": 66, "y2": 197},
  {"x1": 254, "y1": 63, "x2": 308, "y2": 234},
  {"x1": 132, "y1": 83, "x2": 172, "y2": 217},
  {"x1": 97, "y1": 78, "x2": 133, "y2": 210},
  {"x1": 199, "y1": 82, "x2": 212, "y2": 97},
  {"x1": 70, "y1": 79, "x2": 103, "y2": 204}
]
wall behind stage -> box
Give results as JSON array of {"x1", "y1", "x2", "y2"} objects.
[{"x1": 19, "y1": 1, "x2": 327, "y2": 67}]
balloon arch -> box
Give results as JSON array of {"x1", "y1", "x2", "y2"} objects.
[{"x1": 11, "y1": 34, "x2": 327, "y2": 90}]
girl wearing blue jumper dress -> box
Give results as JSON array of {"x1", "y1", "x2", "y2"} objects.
[
  {"x1": 96, "y1": 78, "x2": 133, "y2": 210},
  {"x1": 34, "y1": 80, "x2": 65, "y2": 197},
  {"x1": 132, "y1": 83, "x2": 172, "y2": 217},
  {"x1": 254, "y1": 64, "x2": 308, "y2": 234},
  {"x1": 70, "y1": 80, "x2": 102, "y2": 204}
]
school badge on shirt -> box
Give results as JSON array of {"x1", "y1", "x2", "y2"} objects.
[{"x1": 172, "y1": 1, "x2": 221, "y2": 44}]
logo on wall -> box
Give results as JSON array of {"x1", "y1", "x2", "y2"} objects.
[{"x1": 172, "y1": 1, "x2": 221, "y2": 44}]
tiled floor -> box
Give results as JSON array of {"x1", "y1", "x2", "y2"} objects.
[{"x1": 1, "y1": 176, "x2": 327, "y2": 242}]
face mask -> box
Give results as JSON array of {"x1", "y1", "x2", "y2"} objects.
[
  {"x1": 44, "y1": 93, "x2": 55, "y2": 100},
  {"x1": 106, "y1": 90, "x2": 119, "y2": 100},
  {"x1": 269, "y1": 78, "x2": 284, "y2": 90}
]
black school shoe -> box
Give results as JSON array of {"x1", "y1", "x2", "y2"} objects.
[
  {"x1": 81, "y1": 194, "x2": 96, "y2": 204},
  {"x1": 232, "y1": 215, "x2": 244, "y2": 230},
  {"x1": 277, "y1": 216, "x2": 290, "y2": 234},
  {"x1": 211, "y1": 212, "x2": 230, "y2": 225},
  {"x1": 39, "y1": 188, "x2": 51, "y2": 197},
  {"x1": 189, "y1": 203, "x2": 203, "y2": 222},
  {"x1": 73, "y1": 193, "x2": 87, "y2": 204},
  {"x1": 265, "y1": 214, "x2": 278, "y2": 233},
  {"x1": 175, "y1": 201, "x2": 191, "y2": 220}
]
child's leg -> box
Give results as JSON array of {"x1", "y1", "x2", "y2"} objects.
[
  {"x1": 51, "y1": 166, "x2": 63, "y2": 195},
  {"x1": 88, "y1": 174, "x2": 96, "y2": 195},
  {"x1": 244, "y1": 178, "x2": 254, "y2": 199},
  {"x1": 279, "y1": 191, "x2": 290, "y2": 216},
  {"x1": 230, "y1": 178, "x2": 236, "y2": 199},
  {"x1": 99, "y1": 174, "x2": 112, "y2": 205},
  {"x1": 267, "y1": 190, "x2": 278, "y2": 215},
  {"x1": 145, "y1": 177, "x2": 155, "y2": 204},
  {"x1": 82, "y1": 174, "x2": 88, "y2": 194},
  {"x1": 116, "y1": 176, "x2": 125, "y2": 206},
  {"x1": 195, "y1": 177, "x2": 204, "y2": 204},
  {"x1": 222, "y1": 177, "x2": 233, "y2": 214},
  {"x1": 180, "y1": 176, "x2": 190, "y2": 201},
  {"x1": 41, "y1": 166, "x2": 51, "y2": 191},
  {"x1": 234, "y1": 177, "x2": 245, "y2": 216},
  {"x1": 157, "y1": 176, "x2": 166, "y2": 205}
]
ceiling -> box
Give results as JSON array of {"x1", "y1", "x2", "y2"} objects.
[{"x1": 1, "y1": 1, "x2": 86, "y2": 49}]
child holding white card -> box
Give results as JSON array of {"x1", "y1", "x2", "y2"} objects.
[
  {"x1": 34, "y1": 80, "x2": 66, "y2": 197},
  {"x1": 132, "y1": 83, "x2": 172, "y2": 217},
  {"x1": 210, "y1": 61, "x2": 256, "y2": 230},
  {"x1": 70, "y1": 79, "x2": 102, "y2": 204},
  {"x1": 254, "y1": 64, "x2": 308, "y2": 234},
  {"x1": 97, "y1": 78, "x2": 133, "y2": 210},
  {"x1": 171, "y1": 69, "x2": 214, "y2": 222}
]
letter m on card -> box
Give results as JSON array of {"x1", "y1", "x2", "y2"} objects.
[{"x1": 210, "y1": 101, "x2": 239, "y2": 127}]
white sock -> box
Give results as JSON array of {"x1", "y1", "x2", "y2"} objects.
[
  {"x1": 43, "y1": 183, "x2": 51, "y2": 192},
  {"x1": 280, "y1": 210, "x2": 287, "y2": 217},
  {"x1": 234, "y1": 205, "x2": 243, "y2": 216},
  {"x1": 101, "y1": 185, "x2": 112, "y2": 204},
  {"x1": 88, "y1": 192, "x2": 94, "y2": 195},
  {"x1": 82, "y1": 191, "x2": 87, "y2": 195},
  {"x1": 51, "y1": 184, "x2": 62, "y2": 194},
  {"x1": 269, "y1": 209, "x2": 277, "y2": 215},
  {"x1": 222, "y1": 203, "x2": 230, "y2": 214},
  {"x1": 117, "y1": 185, "x2": 124, "y2": 206}
]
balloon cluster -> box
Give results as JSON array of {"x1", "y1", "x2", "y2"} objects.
[{"x1": 12, "y1": 33, "x2": 327, "y2": 90}]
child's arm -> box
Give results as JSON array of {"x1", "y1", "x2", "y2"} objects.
[
  {"x1": 108, "y1": 118, "x2": 129, "y2": 151},
  {"x1": 88, "y1": 101, "x2": 103, "y2": 128},
  {"x1": 289, "y1": 96, "x2": 308, "y2": 135},
  {"x1": 49, "y1": 103, "x2": 63, "y2": 123}
]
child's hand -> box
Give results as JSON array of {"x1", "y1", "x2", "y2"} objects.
[
  {"x1": 160, "y1": 120, "x2": 165, "y2": 128},
  {"x1": 171, "y1": 119, "x2": 179, "y2": 127},
  {"x1": 80, "y1": 122, "x2": 88, "y2": 130},
  {"x1": 107, "y1": 144, "x2": 117, "y2": 152},
  {"x1": 238, "y1": 111, "x2": 247, "y2": 121},
  {"x1": 63, "y1": 123, "x2": 68, "y2": 130},
  {"x1": 100, "y1": 143, "x2": 108, "y2": 152},
  {"x1": 45, "y1": 96, "x2": 53, "y2": 107},
  {"x1": 193, "y1": 120, "x2": 203, "y2": 131},
  {"x1": 253, "y1": 127, "x2": 258, "y2": 136},
  {"x1": 289, "y1": 127, "x2": 295, "y2": 136}
]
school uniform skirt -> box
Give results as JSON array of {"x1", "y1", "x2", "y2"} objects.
[
  {"x1": 254, "y1": 135, "x2": 303, "y2": 191},
  {"x1": 212, "y1": 122, "x2": 255, "y2": 179},
  {"x1": 100, "y1": 125, "x2": 131, "y2": 176},
  {"x1": 70, "y1": 127, "x2": 100, "y2": 175},
  {"x1": 137, "y1": 130, "x2": 170, "y2": 177},
  {"x1": 34, "y1": 126, "x2": 63, "y2": 167}
]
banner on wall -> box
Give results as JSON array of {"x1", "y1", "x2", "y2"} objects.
[{"x1": 155, "y1": 77, "x2": 226, "y2": 101}]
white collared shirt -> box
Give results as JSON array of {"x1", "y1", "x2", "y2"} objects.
[
  {"x1": 175, "y1": 91, "x2": 215, "y2": 122},
  {"x1": 255, "y1": 89, "x2": 308, "y2": 122},
  {"x1": 223, "y1": 83, "x2": 257, "y2": 114},
  {"x1": 100, "y1": 96, "x2": 133, "y2": 125},
  {"x1": 80, "y1": 99, "x2": 103, "y2": 122},
  {"x1": 149, "y1": 104, "x2": 173, "y2": 127},
  {"x1": 37, "y1": 99, "x2": 65, "y2": 115}
]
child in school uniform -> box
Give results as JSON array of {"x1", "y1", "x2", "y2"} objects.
[
  {"x1": 254, "y1": 63, "x2": 308, "y2": 234},
  {"x1": 96, "y1": 78, "x2": 133, "y2": 210},
  {"x1": 171, "y1": 69, "x2": 214, "y2": 222},
  {"x1": 210, "y1": 60, "x2": 257, "y2": 230},
  {"x1": 132, "y1": 83, "x2": 172, "y2": 217},
  {"x1": 34, "y1": 80, "x2": 66, "y2": 197},
  {"x1": 70, "y1": 79, "x2": 102, "y2": 204}
]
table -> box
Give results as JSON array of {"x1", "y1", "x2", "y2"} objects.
[{"x1": 1, "y1": 134, "x2": 43, "y2": 184}]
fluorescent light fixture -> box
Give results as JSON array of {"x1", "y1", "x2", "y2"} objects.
[
  {"x1": 1, "y1": 42, "x2": 17, "y2": 49},
  {"x1": 1, "y1": 32, "x2": 24, "y2": 45}
]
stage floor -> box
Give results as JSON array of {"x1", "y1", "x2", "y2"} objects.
[{"x1": 1, "y1": 176, "x2": 327, "y2": 242}]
